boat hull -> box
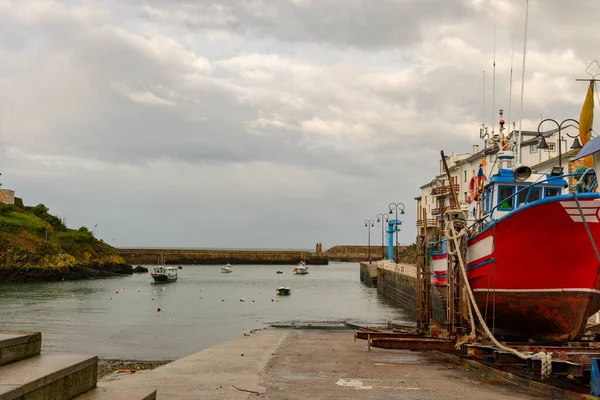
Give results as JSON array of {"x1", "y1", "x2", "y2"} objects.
[
  {"x1": 152, "y1": 274, "x2": 177, "y2": 283},
  {"x1": 466, "y1": 194, "x2": 600, "y2": 341}
]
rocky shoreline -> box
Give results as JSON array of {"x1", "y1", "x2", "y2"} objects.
[
  {"x1": 98, "y1": 360, "x2": 171, "y2": 380},
  {"x1": 0, "y1": 262, "x2": 134, "y2": 283}
]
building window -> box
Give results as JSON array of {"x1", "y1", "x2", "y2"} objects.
[
  {"x1": 530, "y1": 144, "x2": 538, "y2": 153},
  {"x1": 548, "y1": 142, "x2": 556, "y2": 152},
  {"x1": 424, "y1": 196, "x2": 427, "y2": 205},
  {"x1": 464, "y1": 171, "x2": 467, "y2": 182},
  {"x1": 464, "y1": 191, "x2": 468, "y2": 202}
]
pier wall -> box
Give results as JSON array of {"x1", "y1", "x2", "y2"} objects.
[
  {"x1": 325, "y1": 245, "x2": 413, "y2": 262},
  {"x1": 115, "y1": 248, "x2": 329, "y2": 265},
  {"x1": 372, "y1": 260, "x2": 445, "y2": 321},
  {"x1": 359, "y1": 262, "x2": 378, "y2": 287}
]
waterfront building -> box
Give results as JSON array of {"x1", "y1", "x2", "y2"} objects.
[{"x1": 415, "y1": 124, "x2": 581, "y2": 236}]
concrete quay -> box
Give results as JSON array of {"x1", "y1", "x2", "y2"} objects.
[{"x1": 100, "y1": 328, "x2": 558, "y2": 399}]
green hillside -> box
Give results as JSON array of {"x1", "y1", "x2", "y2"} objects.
[{"x1": 0, "y1": 198, "x2": 129, "y2": 281}]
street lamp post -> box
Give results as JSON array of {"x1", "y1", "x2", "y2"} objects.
[
  {"x1": 93, "y1": 224, "x2": 98, "y2": 237},
  {"x1": 388, "y1": 202, "x2": 405, "y2": 263},
  {"x1": 364, "y1": 219, "x2": 374, "y2": 264},
  {"x1": 376, "y1": 213, "x2": 389, "y2": 260},
  {"x1": 537, "y1": 118, "x2": 582, "y2": 169}
]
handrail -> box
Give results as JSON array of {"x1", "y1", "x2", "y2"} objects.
[{"x1": 482, "y1": 171, "x2": 596, "y2": 223}]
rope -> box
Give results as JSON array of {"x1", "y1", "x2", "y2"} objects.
[{"x1": 444, "y1": 211, "x2": 552, "y2": 380}]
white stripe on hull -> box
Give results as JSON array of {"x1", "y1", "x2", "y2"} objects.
[
  {"x1": 571, "y1": 215, "x2": 600, "y2": 223},
  {"x1": 565, "y1": 209, "x2": 597, "y2": 215},
  {"x1": 559, "y1": 201, "x2": 600, "y2": 208},
  {"x1": 560, "y1": 201, "x2": 600, "y2": 222},
  {"x1": 431, "y1": 258, "x2": 447, "y2": 273},
  {"x1": 467, "y1": 236, "x2": 493, "y2": 264}
]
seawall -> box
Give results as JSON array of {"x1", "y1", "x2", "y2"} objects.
[
  {"x1": 325, "y1": 245, "x2": 415, "y2": 262},
  {"x1": 115, "y1": 248, "x2": 329, "y2": 265},
  {"x1": 362, "y1": 260, "x2": 445, "y2": 321}
]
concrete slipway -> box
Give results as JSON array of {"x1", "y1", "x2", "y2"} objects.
[{"x1": 99, "y1": 328, "x2": 561, "y2": 400}]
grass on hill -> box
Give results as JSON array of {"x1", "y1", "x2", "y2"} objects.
[{"x1": 0, "y1": 199, "x2": 124, "y2": 269}]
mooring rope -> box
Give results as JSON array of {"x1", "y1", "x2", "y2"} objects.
[{"x1": 444, "y1": 212, "x2": 552, "y2": 380}]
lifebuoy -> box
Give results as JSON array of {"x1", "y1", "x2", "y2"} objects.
[{"x1": 467, "y1": 176, "x2": 479, "y2": 203}]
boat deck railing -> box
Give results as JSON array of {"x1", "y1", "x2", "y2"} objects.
[{"x1": 468, "y1": 171, "x2": 596, "y2": 234}]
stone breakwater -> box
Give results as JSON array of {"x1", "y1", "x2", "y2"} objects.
[
  {"x1": 361, "y1": 260, "x2": 445, "y2": 321},
  {"x1": 116, "y1": 248, "x2": 329, "y2": 265}
]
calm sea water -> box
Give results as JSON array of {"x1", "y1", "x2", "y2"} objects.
[{"x1": 0, "y1": 262, "x2": 408, "y2": 360}]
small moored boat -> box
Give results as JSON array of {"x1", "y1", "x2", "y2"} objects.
[
  {"x1": 151, "y1": 266, "x2": 178, "y2": 283},
  {"x1": 293, "y1": 262, "x2": 308, "y2": 275},
  {"x1": 221, "y1": 264, "x2": 232, "y2": 273},
  {"x1": 276, "y1": 270, "x2": 283, "y2": 274},
  {"x1": 276, "y1": 287, "x2": 291, "y2": 296}
]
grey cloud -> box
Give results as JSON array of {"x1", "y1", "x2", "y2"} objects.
[{"x1": 139, "y1": 0, "x2": 472, "y2": 49}]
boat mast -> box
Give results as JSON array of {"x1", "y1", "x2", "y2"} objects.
[
  {"x1": 492, "y1": 26, "x2": 497, "y2": 142},
  {"x1": 517, "y1": 0, "x2": 530, "y2": 164},
  {"x1": 508, "y1": 33, "x2": 515, "y2": 155},
  {"x1": 481, "y1": 70, "x2": 486, "y2": 144}
]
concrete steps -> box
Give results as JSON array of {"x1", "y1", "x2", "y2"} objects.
[
  {"x1": 0, "y1": 354, "x2": 97, "y2": 400},
  {"x1": 0, "y1": 331, "x2": 41, "y2": 366},
  {"x1": 0, "y1": 331, "x2": 157, "y2": 400}
]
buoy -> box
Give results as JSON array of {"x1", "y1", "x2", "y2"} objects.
[
  {"x1": 47, "y1": 294, "x2": 51, "y2": 297},
  {"x1": 252, "y1": 300, "x2": 255, "y2": 302},
  {"x1": 151, "y1": 297, "x2": 155, "y2": 300},
  {"x1": 240, "y1": 298, "x2": 245, "y2": 302},
  {"x1": 271, "y1": 299, "x2": 274, "y2": 302},
  {"x1": 156, "y1": 307, "x2": 161, "y2": 312},
  {"x1": 138, "y1": 290, "x2": 141, "y2": 293},
  {"x1": 276, "y1": 299, "x2": 280, "y2": 302},
  {"x1": 221, "y1": 298, "x2": 225, "y2": 302},
  {"x1": 110, "y1": 297, "x2": 113, "y2": 300},
  {"x1": 115, "y1": 290, "x2": 119, "y2": 294}
]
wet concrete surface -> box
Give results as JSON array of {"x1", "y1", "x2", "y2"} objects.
[
  {"x1": 257, "y1": 330, "x2": 549, "y2": 400},
  {"x1": 99, "y1": 329, "x2": 560, "y2": 399}
]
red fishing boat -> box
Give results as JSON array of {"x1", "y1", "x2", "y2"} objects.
[{"x1": 427, "y1": 82, "x2": 600, "y2": 341}]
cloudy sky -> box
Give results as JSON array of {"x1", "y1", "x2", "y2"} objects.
[{"x1": 0, "y1": 0, "x2": 598, "y2": 249}]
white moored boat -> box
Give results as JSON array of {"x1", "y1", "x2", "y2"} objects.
[{"x1": 221, "y1": 263, "x2": 232, "y2": 273}]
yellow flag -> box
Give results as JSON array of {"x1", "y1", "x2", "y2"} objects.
[
  {"x1": 480, "y1": 157, "x2": 488, "y2": 167},
  {"x1": 579, "y1": 82, "x2": 595, "y2": 167}
]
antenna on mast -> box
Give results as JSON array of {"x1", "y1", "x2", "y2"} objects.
[
  {"x1": 492, "y1": 25, "x2": 497, "y2": 140},
  {"x1": 481, "y1": 70, "x2": 486, "y2": 140},
  {"x1": 508, "y1": 33, "x2": 515, "y2": 152},
  {"x1": 517, "y1": 0, "x2": 530, "y2": 164}
]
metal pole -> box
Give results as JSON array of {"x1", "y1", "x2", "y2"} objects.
[
  {"x1": 381, "y1": 220, "x2": 384, "y2": 260},
  {"x1": 395, "y1": 207, "x2": 398, "y2": 263},
  {"x1": 558, "y1": 128, "x2": 562, "y2": 168},
  {"x1": 368, "y1": 225, "x2": 371, "y2": 264},
  {"x1": 365, "y1": 220, "x2": 374, "y2": 265}
]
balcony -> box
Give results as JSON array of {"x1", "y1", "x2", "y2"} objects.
[
  {"x1": 431, "y1": 206, "x2": 451, "y2": 216},
  {"x1": 416, "y1": 219, "x2": 437, "y2": 227},
  {"x1": 431, "y1": 184, "x2": 460, "y2": 197}
]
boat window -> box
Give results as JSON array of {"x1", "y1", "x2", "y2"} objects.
[
  {"x1": 517, "y1": 187, "x2": 542, "y2": 206},
  {"x1": 545, "y1": 188, "x2": 561, "y2": 198},
  {"x1": 498, "y1": 186, "x2": 515, "y2": 210}
]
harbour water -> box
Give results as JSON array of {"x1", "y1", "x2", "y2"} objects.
[{"x1": 0, "y1": 262, "x2": 408, "y2": 360}]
